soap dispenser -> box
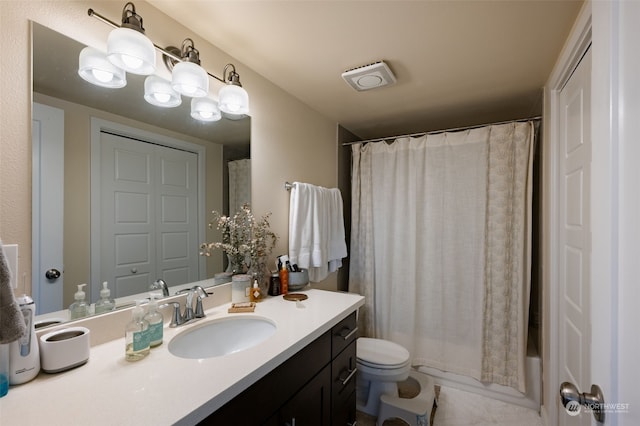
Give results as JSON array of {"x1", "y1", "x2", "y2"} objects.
[
  {"x1": 249, "y1": 279, "x2": 263, "y2": 302},
  {"x1": 143, "y1": 293, "x2": 164, "y2": 347},
  {"x1": 95, "y1": 281, "x2": 116, "y2": 314},
  {"x1": 69, "y1": 284, "x2": 89, "y2": 320},
  {"x1": 125, "y1": 300, "x2": 150, "y2": 361}
]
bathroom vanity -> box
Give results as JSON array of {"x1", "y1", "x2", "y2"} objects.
[
  {"x1": 0, "y1": 289, "x2": 364, "y2": 425},
  {"x1": 205, "y1": 310, "x2": 358, "y2": 425}
]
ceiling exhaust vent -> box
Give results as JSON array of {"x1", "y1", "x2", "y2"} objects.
[{"x1": 341, "y1": 61, "x2": 396, "y2": 92}]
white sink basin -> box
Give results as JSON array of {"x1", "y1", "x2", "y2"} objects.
[{"x1": 168, "y1": 316, "x2": 276, "y2": 359}]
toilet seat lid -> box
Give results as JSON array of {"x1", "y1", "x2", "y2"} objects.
[{"x1": 357, "y1": 337, "x2": 410, "y2": 368}]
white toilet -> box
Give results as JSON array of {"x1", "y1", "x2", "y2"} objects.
[{"x1": 356, "y1": 337, "x2": 411, "y2": 417}]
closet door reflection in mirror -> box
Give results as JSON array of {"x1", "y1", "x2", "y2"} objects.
[{"x1": 97, "y1": 131, "x2": 199, "y2": 298}]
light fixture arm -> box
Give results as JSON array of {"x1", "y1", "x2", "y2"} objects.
[
  {"x1": 87, "y1": 6, "x2": 233, "y2": 84},
  {"x1": 223, "y1": 63, "x2": 243, "y2": 87},
  {"x1": 180, "y1": 38, "x2": 201, "y2": 65},
  {"x1": 120, "y1": 2, "x2": 145, "y2": 33}
]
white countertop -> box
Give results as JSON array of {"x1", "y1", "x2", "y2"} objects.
[{"x1": 1, "y1": 289, "x2": 364, "y2": 426}]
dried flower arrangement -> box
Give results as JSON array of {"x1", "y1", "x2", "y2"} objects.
[{"x1": 200, "y1": 204, "x2": 278, "y2": 286}]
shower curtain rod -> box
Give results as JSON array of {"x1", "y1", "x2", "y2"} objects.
[{"x1": 341, "y1": 115, "x2": 542, "y2": 146}]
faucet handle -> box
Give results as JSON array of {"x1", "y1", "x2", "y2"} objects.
[
  {"x1": 161, "y1": 302, "x2": 183, "y2": 328},
  {"x1": 194, "y1": 298, "x2": 205, "y2": 318},
  {"x1": 192, "y1": 286, "x2": 210, "y2": 319}
]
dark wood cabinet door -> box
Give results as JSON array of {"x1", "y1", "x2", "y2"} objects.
[{"x1": 278, "y1": 365, "x2": 331, "y2": 426}]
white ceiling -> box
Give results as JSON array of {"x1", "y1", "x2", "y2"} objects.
[{"x1": 148, "y1": 0, "x2": 583, "y2": 140}]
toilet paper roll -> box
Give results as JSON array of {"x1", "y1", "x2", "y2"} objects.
[{"x1": 39, "y1": 327, "x2": 90, "y2": 373}]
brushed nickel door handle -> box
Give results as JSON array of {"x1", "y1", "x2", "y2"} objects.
[{"x1": 559, "y1": 381, "x2": 605, "y2": 423}]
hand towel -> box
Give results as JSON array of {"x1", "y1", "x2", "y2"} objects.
[
  {"x1": 288, "y1": 183, "x2": 348, "y2": 282},
  {"x1": 288, "y1": 182, "x2": 315, "y2": 269},
  {"x1": 0, "y1": 242, "x2": 26, "y2": 344},
  {"x1": 327, "y1": 188, "x2": 347, "y2": 273}
]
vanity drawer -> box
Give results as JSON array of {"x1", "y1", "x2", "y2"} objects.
[
  {"x1": 331, "y1": 311, "x2": 357, "y2": 358},
  {"x1": 332, "y1": 339, "x2": 357, "y2": 412}
]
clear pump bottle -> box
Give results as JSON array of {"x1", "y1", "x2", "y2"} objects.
[
  {"x1": 125, "y1": 300, "x2": 150, "y2": 361},
  {"x1": 69, "y1": 284, "x2": 89, "y2": 319},
  {"x1": 95, "y1": 281, "x2": 116, "y2": 314},
  {"x1": 143, "y1": 293, "x2": 164, "y2": 347}
]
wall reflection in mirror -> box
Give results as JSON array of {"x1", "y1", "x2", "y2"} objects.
[{"x1": 31, "y1": 22, "x2": 251, "y2": 322}]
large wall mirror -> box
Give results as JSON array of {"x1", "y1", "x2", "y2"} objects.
[{"x1": 31, "y1": 22, "x2": 251, "y2": 321}]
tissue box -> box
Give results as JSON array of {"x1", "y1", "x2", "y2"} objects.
[{"x1": 39, "y1": 327, "x2": 90, "y2": 373}]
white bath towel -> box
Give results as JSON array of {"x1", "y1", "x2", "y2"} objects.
[{"x1": 288, "y1": 182, "x2": 347, "y2": 282}]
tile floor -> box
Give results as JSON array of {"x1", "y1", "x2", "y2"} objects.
[{"x1": 357, "y1": 385, "x2": 543, "y2": 426}]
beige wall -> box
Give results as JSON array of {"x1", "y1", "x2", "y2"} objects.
[{"x1": 1, "y1": 1, "x2": 339, "y2": 297}]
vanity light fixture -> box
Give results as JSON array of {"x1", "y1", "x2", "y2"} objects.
[
  {"x1": 218, "y1": 64, "x2": 250, "y2": 115},
  {"x1": 170, "y1": 39, "x2": 209, "y2": 98},
  {"x1": 86, "y1": 2, "x2": 250, "y2": 121},
  {"x1": 106, "y1": 2, "x2": 156, "y2": 75},
  {"x1": 143, "y1": 75, "x2": 181, "y2": 107},
  {"x1": 190, "y1": 97, "x2": 222, "y2": 122},
  {"x1": 78, "y1": 46, "x2": 127, "y2": 88}
]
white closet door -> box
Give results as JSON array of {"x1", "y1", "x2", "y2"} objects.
[
  {"x1": 99, "y1": 132, "x2": 198, "y2": 298},
  {"x1": 156, "y1": 146, "x2": 199, "y2": 286},
  {"x1": 100, "y1": 133, "x2": 155, "y2": 298}
]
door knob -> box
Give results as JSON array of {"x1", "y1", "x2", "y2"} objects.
[
  {"x1": 559, "y1": 381, "x2": 605, "y2": 423},
  {"x1": 45, "y1": 268, "x2": 61, "y2": 280}
]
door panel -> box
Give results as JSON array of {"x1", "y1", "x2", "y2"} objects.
[
  {"x1": 101, "y1": 134, "x2": 155, "y2": 298},
  {"x1": 156, "y1": 148, "x2": 198, "y2": 286},
  {"x1": 558, "y1": 47, "x2": 591, "y2": 425},
  {"x1": 32, "y1": 103, "x2": 64, "y2": 314}
]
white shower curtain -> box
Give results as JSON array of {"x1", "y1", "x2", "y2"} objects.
[{"x1": 349, "y1": 122, "x2": 534, "y2": 392}]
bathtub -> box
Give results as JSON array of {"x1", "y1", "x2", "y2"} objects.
[{"x1": 415, "y1": 342, "x2": 541, "y2": 411}]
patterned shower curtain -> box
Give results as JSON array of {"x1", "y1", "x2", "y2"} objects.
[
  {"x1": 228, "y1": 158, "x2": 251, "y2": 215},
  {"x1": 349, "y1": 121, "x2": 534, "y2": 391}
]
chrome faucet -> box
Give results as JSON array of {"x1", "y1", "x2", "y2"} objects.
[
  {"x1": 175, "y1": 286, "x2": 210, "y2": 325},
  {"x1": 151, "y1": 279, "x2": 170, "y2": 297}
]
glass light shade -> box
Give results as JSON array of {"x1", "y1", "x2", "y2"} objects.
[
  {"x1": 172, "y1": 62, "x2": 209, "y2": 98},
  {"x1": 218, "y1": 84, "x2": 250, "y2": 115},
  {"x1": 144, "y1": 76, "x2": 181, "y2": 107},
  {"x1": 191, "y1": 97, "x2": 221, "y2": 122},
  {"x1": 107, "y1": 27, "x2": 156, "y2": 75},
  {"x1": 78, "y1": 47, "x2": 126, "y2": 88}
]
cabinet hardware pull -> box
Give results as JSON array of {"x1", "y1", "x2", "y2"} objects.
[
  {"x1": 339, "y1": 367, "x2": 358, "y2": 386},
  {"x1": 339, "y1": 327, "x2": 358, "y2": 341}
]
